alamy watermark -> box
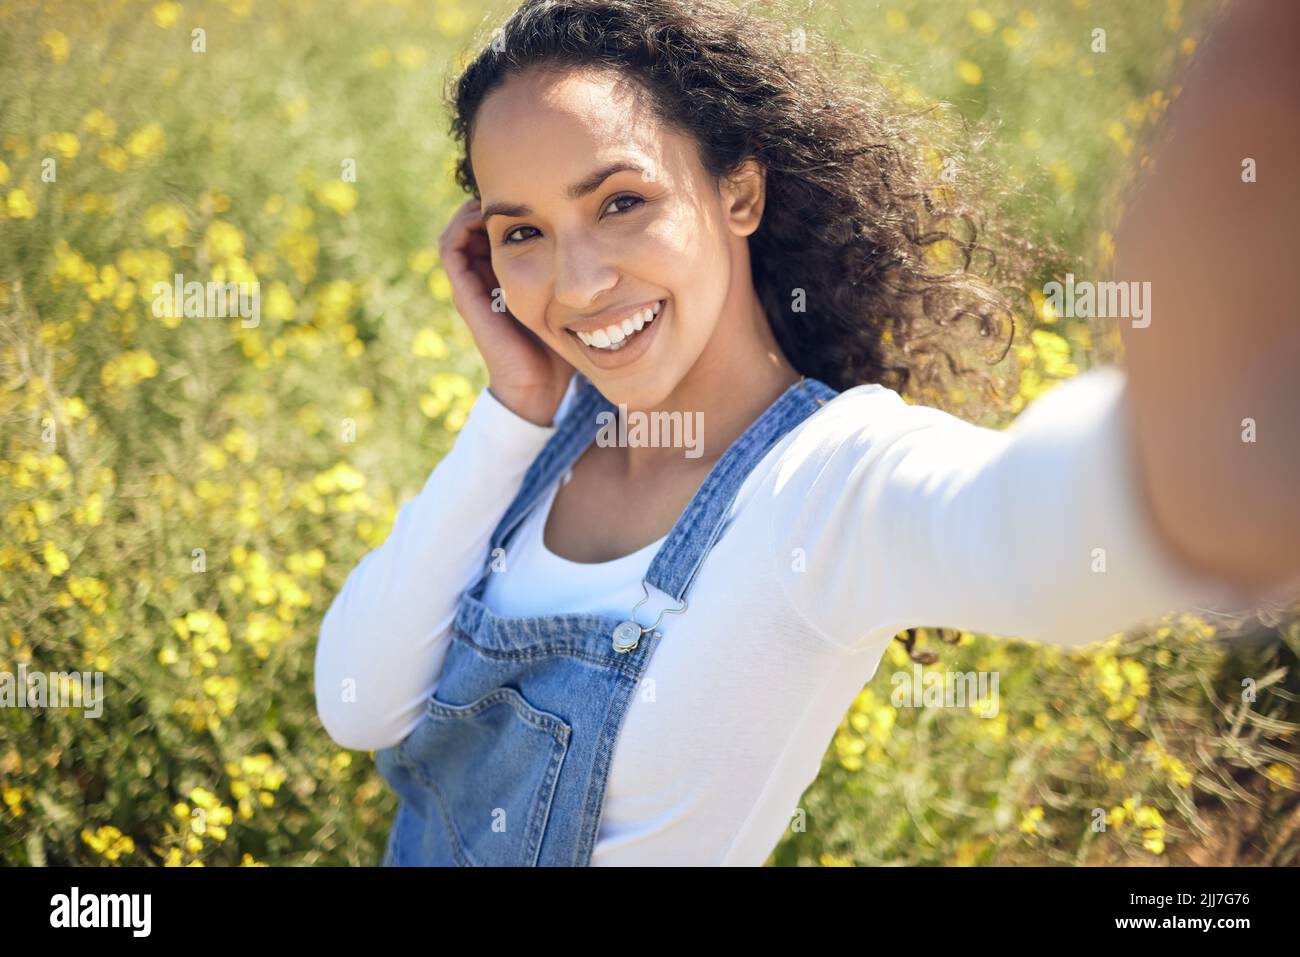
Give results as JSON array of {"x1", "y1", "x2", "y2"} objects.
[
  {"x1": 151, "y1": 273, "x2": 260, "y2": 327},
  {"x1": 0, "y1": 665, "x2": 104, "y2": 718},
  {"x1": 50, "y1": 887, "x2": 150, "y2": 936},
  {"x1": 891, "y1": 664, "x2": 1000, "y2": 717},
  {"x1": 595, "y1": 406, "x2": 704, "y2": 459},
  {"x1": 1042, "y1": 273, "x2": 1151, "y2": 328}
]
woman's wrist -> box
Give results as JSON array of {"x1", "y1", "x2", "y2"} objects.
[{"x1": 486, "y1": 382, "x2": 561, "y2": 427}]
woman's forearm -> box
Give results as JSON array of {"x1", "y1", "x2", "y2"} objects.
[{"x1": 1114, "y1": 1, "x2": 1300, "y2": 594}]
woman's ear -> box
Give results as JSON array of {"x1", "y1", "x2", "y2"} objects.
[{"x1": 721, "y1": 159, "x2": 766, "y2": 237}]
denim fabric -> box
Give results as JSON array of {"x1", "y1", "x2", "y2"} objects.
[{"x1": 374, "y1": 373, "x2": 839, "y2": 865}]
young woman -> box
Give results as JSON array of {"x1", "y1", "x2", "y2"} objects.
[{"x1": 314, "y1": 0, "x2": 1300, "y2": 866}]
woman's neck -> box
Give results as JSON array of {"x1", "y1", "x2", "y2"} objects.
[{"x1": 619, "y1": 286, "x2": 801, "y2": 482}]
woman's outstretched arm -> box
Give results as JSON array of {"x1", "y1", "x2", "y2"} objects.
[
  {"x1": 769, "y1": 368, "x2": 1242, "y2": 652},
  {"x1": 1114, "y1": 1, "x2": 1300, "y2": 595},
  {"x1": 769, "y1": 4, "x2": 1298, "y2": 654}
]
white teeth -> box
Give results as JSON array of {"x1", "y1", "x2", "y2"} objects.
[{"x1": 574, "y1": 300, "x2": 664, "y2": 350}]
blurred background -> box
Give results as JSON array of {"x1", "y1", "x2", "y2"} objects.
[{"x1": 2, "y1": 0, "x2": 1297, "y2": 866}]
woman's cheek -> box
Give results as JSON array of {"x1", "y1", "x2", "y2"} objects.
[
  {"x1": 653, "y1": 200, "x2": 708, "y2": 257},
  {"x1": 496, "y1": 263, "x2": 539, "y2": 322}
]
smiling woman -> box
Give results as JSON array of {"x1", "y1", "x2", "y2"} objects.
[
  {"x1": 457, "y1": 63, "x2": 791, "y2": 420},
  {"x1": 313, "y1": 0, "x2": 1300, "y2": 867}
]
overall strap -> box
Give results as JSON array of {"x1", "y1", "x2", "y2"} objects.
[
  {"x1": 643, "y1": 376, "x2": 838, "y2": 605},
  {"x1": 466, "y1": 374, "x2": 616, "y2": 597},
  {"x1": 465, "y1": 373, "x2": 839, "y2": 606}
]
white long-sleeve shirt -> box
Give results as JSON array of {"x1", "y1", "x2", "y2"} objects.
[{"x1": 314, "y1": 367, "x2": 1239, "y2": 865}]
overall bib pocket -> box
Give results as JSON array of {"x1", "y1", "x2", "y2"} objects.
[{"x1": 394, "y1": 685, "x2": 571, "y2": 866}]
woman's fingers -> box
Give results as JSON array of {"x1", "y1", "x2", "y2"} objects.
[
  {"x1": 454, "y1": 202, "x2": 513, "y2": 318},
  {"x1": 438, "y1": 200, "x2": 497, "y2": 323}
]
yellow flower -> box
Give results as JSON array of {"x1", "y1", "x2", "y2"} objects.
[
  {"x1": 1162, "y1": 755, "x2": 1193, "y2": 788},
  {"x1": 100, "y1": 350, "x2": 160, "y2": 389},
  {"x1": 316, "y1": 180, "x2": 358, "y2": 216},
  {"x1": 1096, "y1": 757, "x2": 1125, "y2": 781},
  {"x1": 6, "y1": 189, "x2": 37, "y2": 220},
  {"x1": 427, "y1": 269, "x2": 452, "y2": 301},
  {"x1": 1019, "y1": 806, "x2": 1045, "y2": 834},
  {"x1": 200, "y1": 444, "x2": 228, "y2": 470},
  {"x1": 967, "y1": 10, "x2": 996, "y2": 34},
  {"x1": 818, "y1": 852, "x2": 854, "y2": 867},
  {"x1": 46, "y1": 131, "x2": 80, "y2": 159},
  {"x1": 41, "y1": 30, "x2": 70, "y2": 64},
  {"x1": 1107, "y1": 120, "x2": 1133, "y2": 156},
  {"x1": 1265, "y1": 763, "x2": 1294, "y2": 790},
  {"x1": 412, "y1": 328, "x2": 449, "y2": 359},
  {"x1": 43, "y1": 541, "x2": 70, "y2": 576},
  {"x1": 205, "y1": 219, "x2": 245, "y2": 261},
  {"x1": 143, "y1": 202, "x2": 189, "y2": 246},
  {"x1": 1049, "y1": 160, "x2": 1075, "y2": 193},
  {"x1": 152, "y1": 1, "x2": 181, "y2": 28},
  {"x1": 98, "y1": 143, "x2": 129, "y2": 172},
  {"x1": 3, "y1": 785, "x2": 30, "y2": 815},
  {"x1": 81, "y1": 825, "x2": 135, "y2": 861},
  {"x1": 125, "y1": 123, "x2": 165, "y2": 160},
  {"x1": 82, "y1": 109, "x2": 118, "y2": 139},
  {"x1": 1098, "y1": 231, "x2": 1116, "y2": 262},
  {"x1": 408, "y1": 247, "x2": 437, "y2": 273},
  {"x1": 957, "y1": 60, "x2": 983, "y2": 85}
]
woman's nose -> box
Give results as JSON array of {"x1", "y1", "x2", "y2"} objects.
[{"x1": 551, "y1": 235, "x2": 619, "y2": 309}]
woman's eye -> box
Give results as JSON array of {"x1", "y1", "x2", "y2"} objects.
[
  {"x1": 604, "y1": 194, "x2": 644, "y2": 216},
  {"x1": 499, "y1": 226, "x2": 535, "y2": 244}
]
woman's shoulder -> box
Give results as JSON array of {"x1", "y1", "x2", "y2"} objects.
[
  {"x1": 776, "y1": 379, "x2": 974, "y2": 465},
  {"x1": 763, "y1": 365, "x2": 1133, "y2": 499}
]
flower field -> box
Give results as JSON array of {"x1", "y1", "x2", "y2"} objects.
[{"x1": 1, "y1": 0, "x2": 1297, "y2": 866}]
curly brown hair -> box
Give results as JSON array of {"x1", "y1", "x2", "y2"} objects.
[{"x1": 445, "y1": 0, "x2": 1049, "y2": 413}]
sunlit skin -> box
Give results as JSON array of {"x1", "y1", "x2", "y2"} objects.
[{"x1": 444, "y1": 66, "x2": 801, "y2": 561}]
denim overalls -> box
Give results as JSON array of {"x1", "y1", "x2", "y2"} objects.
[{"x1": 374, "y1": 372, "x2": 839, "y2": 865}]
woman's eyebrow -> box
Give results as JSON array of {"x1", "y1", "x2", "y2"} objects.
[
  {"x1": 480, "y1": 160, "x2": 647, "y2": 223},
  {"x1": 565, "y1": 160, "x2": 647, "y2": 200}
]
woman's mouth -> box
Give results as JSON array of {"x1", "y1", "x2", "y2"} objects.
[
  {"x1": 567, "y1": 299, "x2": 666, "y2": 369},
  {"x1": 573, "y1": 299, "x2": 662, "y2": 350}
]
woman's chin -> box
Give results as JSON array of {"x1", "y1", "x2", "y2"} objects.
[{"x1": 588, "y1": 372, "x2": 680, "y2": 412}]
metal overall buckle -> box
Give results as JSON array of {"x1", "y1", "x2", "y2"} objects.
[{"x1": 611, "y1": 580, "x2": 687, "y2": 653}]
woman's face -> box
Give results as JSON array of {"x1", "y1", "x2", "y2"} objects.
[{"x1": 469, "y1": 66, "x2": 764, "y2": 409}]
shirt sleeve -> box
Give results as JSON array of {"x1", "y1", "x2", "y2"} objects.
[
  {"x1": 314, "y1": 384, "x2": 561, "y2": 751},
  {"x1": 769, "y1": 366, "x2": 1245, "y2": 651}
]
